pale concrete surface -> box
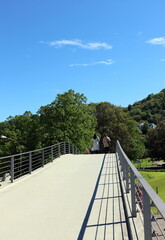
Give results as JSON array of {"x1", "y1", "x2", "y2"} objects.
[
  {"x1": 0, "y1": 153, "x2": 144, "y2": 240},
  {"x1": 119, "y1": 169, "x2": 145, "y2": 240},
  {"x1": 0, "y1": 154, "x2": 103, "y2": 240},
  {"x1": 82, "y1": 153, "x2": 129, "y2": 239}
]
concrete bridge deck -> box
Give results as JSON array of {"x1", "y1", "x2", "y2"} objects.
[{"x1": 0, "y1": 153, "x2": 144, "y2": 240}]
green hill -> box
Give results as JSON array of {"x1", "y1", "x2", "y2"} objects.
[{"x1": 124, "y1": 89, "x2": 165, "y2": 124}]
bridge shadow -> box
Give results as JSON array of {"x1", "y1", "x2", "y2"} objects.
[{"x1": 77, "y1": 154, "x2": 128, "y2": 240}]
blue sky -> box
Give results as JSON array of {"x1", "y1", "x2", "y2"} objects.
[{"x1": 0, "y1": 0, "x2": 165, "y2": 122}]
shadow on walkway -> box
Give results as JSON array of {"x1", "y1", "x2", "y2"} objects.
[{"x1": 77, "y1": 153, "x2": 128, "y2": 240}]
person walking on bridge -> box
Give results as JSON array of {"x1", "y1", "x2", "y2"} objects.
[
  {"x1": 103, "y1": 133, "x2": 111, "y2": 153},
  {"x1": 91, "y1": 134, "x2": 100, "y2": 154}
]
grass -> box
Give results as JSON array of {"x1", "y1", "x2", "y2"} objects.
[
  {"x1": 133, "y1": 158, "x2": 153, "y2": 168},
  {"x1": 132, "y1": 158, "x2": 165, "y2": 213},
  {"x1": 140, "y1": 171, "x2": 165, "y2": 203},
  {"x1": 140, "y1": 171, "x2": 165, "y2": 214}
]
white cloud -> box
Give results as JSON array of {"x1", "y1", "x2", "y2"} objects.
[
  {"x1": 81, "y1": 42, "x2": 112, "y2": 50},
  {"x1": 69, "y1": 59, "x2": 114, "y2": 67},
  {"x1": 146, "y1": 37, "x2": 165, "y2": 46},
  {"x1": 42, "y1": 39, "x2": 112, "y2": 50},
  {"x1": 53, "y1": 89, "x2": 60, "y2": 92},
  {"x1": 160, "y1": 59, "x2": 165, "y2": 61}
]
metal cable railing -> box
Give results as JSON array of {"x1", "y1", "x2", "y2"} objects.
[
  {"x1": 0, "y1": 142, "x2": 80, "y2": 184},
  {"x1": 116, "y1": 140, "x2": 165, "y2": 240}
]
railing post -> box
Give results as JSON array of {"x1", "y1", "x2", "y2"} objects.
[
  {"x1": 51, "y1": 146, "x2": 54, "y2": 162},
  {"x1": 42, "y1": 149, "x2": 44, "y2": 167},
  {"x1": 29, "y1": 152, "x2": 32, "y2": 174},
  {"x1": 125, "y1": 163, "x2": 129, "y2": 193},
  {"x1": 64, "y1": 142, "x2": 66, "y2": 154},
  {"x1": 122, "y1": 156, "x2": 126, "y2": 180},
  {"x1": 143, "y1": 188, "x2": 152, "y2": 240},
  {"x1": 10, "y1": 156, "x2": 14, "y2": 183},
  {"x1": 72, "y1": 144, "x2": 74, "y2": 154},
  {"x1": 116, "y1": 140, "x2": 165, "y2": 239},
  {"x1": 120, "y1": 152, "x2": 124, "y2": 171},
  {"x1": 68, "y1": 143, "x2": 70, "y2": 154},
  {"x1": 58, "y1": 144, "x2": 61, "y2": 158},
  {"x1": 130, "y1": 169, "x2": 137, "y2": 217}
]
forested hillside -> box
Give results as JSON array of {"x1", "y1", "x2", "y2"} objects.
[
  {"x1": 0, "y1": 89, "x2": 164, "y2": 160},
  {"x1": 124, "y1": 89, "x2": 165, "y2": 160},
  {"x1": 125, "y1": 89, "x2": 165, "y2": 124}
]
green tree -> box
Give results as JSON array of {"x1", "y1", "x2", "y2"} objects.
[
  {"x1": 125, "y1": 88, "x2": 165, "y2": 124},
  {"x1": 38, "y1": 90, "x2": 97, "y2": 152},
  {"x1": 157, "y1": 120, "x2": 165, "y2": 160},
  {"x1": 95, "y1": 102, "x2": 145, "y2": 160},
  {"x1": 141, "y1": 122, "x2": 149, "y2": 134},
  {"x1": 0, "y1": 112, "x2": 41, "y2": 156},
  {"x1": 147, "y1": 120, "x2": 165, "y2": 160}
]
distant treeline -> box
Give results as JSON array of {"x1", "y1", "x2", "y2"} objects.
[
  {"x1": 125, "y1": 88, "x2": 165, "y2": 124},
  {"x1": 0, "y1": 89, "x2": 165, "y2": 161}
]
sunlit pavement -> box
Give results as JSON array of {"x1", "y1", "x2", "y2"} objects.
[{"x1": 0, "y1": 154, "x2": 144, "y2": 240}]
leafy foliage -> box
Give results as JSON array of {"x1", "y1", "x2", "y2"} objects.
[
  {"x1": 0, "y1": 89, "x2": 164, "y2": 160},
  {"x1": 146, "y1": 120, "x2": 165, "y2": 160},
  {"x1": 125, "y1": 89, "x2": 165, "y2": 160},
  {"x1": 0, "y1": 112, "x2": 41, "y2": 156},
  {"x1": 125, "y1": 89, "x2": 165, "y2": 124},
  {"x1": 94, "y1": 102, "x2": 145, "y2": 160},
  {"x1": 38, "y1": 89, "x2": 97, "y2": 151}
]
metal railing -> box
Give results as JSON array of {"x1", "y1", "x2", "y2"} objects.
[
  {"x1": 116, "y1": 140, "x2": 165, "y2": 240},
  {"x1": 0, "y1": 142, "x2": 80, "y2": 184}
]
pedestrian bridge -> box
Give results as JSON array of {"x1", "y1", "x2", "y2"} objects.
[{"x1": 0, "y1": 142, "x2": 165, "y2": 240}]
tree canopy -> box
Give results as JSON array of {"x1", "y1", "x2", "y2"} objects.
[
  {"x1": 94, "y1": 102, "x2": 145, "y2": 160},
  {"x1": 125, "y1": 89, "x2": 165, "y2": 124},
  {"x1": 146, "y1": 120, "x2": 165, "y2": 160},
  {"x1": 38, "y1": 89, "x2": 97, "y2": 151},
  {"x1": 0, "y1": 88, "x2": 164, "y2": 161}
]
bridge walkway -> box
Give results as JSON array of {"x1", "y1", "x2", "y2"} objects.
[{"x1": 0, "y1": 153, "x2": 144, "y2": 240}]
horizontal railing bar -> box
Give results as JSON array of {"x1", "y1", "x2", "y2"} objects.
[
  {"x1": 0, "y1": 142, "x2": 80, "y2": 184},
  {"x1": 117, "y1": 140, "x2": 165, "y2": 219},
  {"x1": 0, "y1": 142, "x2": 66, "y2": 159}
]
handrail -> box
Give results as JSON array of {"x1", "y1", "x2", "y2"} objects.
[
  {"x1": 116, "y1": 140, "x2": 165, "y2": 240},
  {"x1": 0, "y1": 141, "x2": 76, "y2": 159},
  {"x1": 0, "y1": 142, "x2": 80, "y2": 184}
]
